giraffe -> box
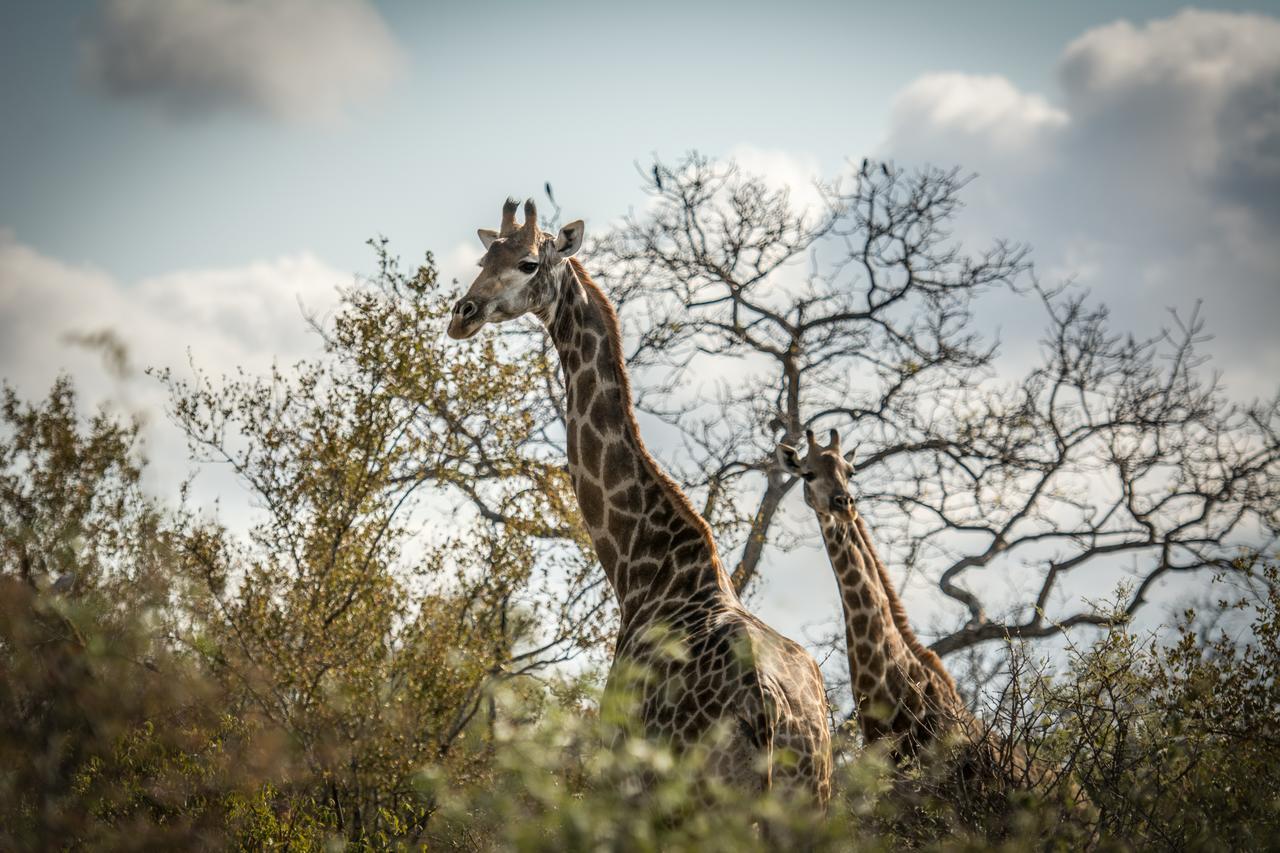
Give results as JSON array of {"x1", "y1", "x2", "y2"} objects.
[
  {"x1": 777, "y1": 431, "x2": 1091, "y2": 823},
  {"x1": 776, "y1": 429, "x2": 974, "y2": 763},
  {"x1": 447, "y1": 199, "x2": 832, "y2": 808}
]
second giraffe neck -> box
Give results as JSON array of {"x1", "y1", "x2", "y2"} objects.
[
  {"x1": 819, "y1": 511, "x2": 962, "y2": 743},
  {"x1": 543, "y1": 259, "x2": 736, "y2": 633},
  {"x1": 820, "y1": 515, "x2": 920, "y2": 686}
]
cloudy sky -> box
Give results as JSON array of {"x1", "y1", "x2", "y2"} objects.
[{"x1": 2, "y1": 1, "x2": 1277, "y2": 644}]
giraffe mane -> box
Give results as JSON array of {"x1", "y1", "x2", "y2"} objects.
[
  {"x1": 853, "y1": 515, "x2": 956, "y2": 690},
  {"x1": 565, "y1": 257, "x2": 732, "y2": 589}
]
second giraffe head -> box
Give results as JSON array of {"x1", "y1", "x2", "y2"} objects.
[
  {"x1": 447, "y1": 198, "x2": 585, "y2": 340},
  {"x1": 777, "y1": 429, "x2": 857, "y2": 520}
]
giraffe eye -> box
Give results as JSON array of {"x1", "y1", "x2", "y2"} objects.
[{"x1": 518, "y1": 261, "x2": 539, "y2": 274}]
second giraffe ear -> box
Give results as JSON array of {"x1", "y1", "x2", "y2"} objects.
[
  {"x1": 478, "y1": 229, "x2": 499, "y2": 249},
  {"x1": 776, "y1": 444, "x2": 803, "y2": 474},
  {"x1": 554, "y1": 220, "x2": 585, "y2": 258}
]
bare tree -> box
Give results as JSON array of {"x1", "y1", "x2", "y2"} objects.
[{"x1": 591, "y1": 152, "x2": 1280, "y2": 659}]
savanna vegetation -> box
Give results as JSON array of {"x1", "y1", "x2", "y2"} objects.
[{"x1": 2, "y1": 157, "x2": 1277, "y2": 850}]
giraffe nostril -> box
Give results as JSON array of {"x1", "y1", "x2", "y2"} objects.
[{"x1": 455, "y1": 299, "x2": 478, "y2": 320}]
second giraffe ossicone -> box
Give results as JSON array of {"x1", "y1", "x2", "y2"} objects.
[{"x1": 447, "y1": 199, "x2": 832, "y2": 808}]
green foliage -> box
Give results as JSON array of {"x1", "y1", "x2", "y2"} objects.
[
  {"x1": 153, "y1": 241, "x2": 606, "y2": 843},
  {"x1": 1044, "y1": 567, "x2": 1280, "y2": 849},
  {"x1": 0, "y1": 574, "x2": 285, "y2": 849},
  {"x1": 412, "y1": 572, "x2": 1280, "y2": 852},
  {"x1": 422, "y1": 681, "x2": 840, "y2": 852},
  {"x1": 0, "y1": 377, "x2": 168, "y2": 608}
]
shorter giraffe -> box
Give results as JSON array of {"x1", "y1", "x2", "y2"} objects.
[
  {"x1": 777, "y1": 429, "x2": 972, "y2": 760},
  {"x1": 780, "y1": 430, "x2": 1084, "y2": 817}
]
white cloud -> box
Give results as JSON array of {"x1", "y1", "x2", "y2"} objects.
[
  {"x1": 82, "y1": 0, "x2": 405, "y2": 123},
  {"x1": 890, "y1": 74, "x2": 1067, "y2": 165},
  {"x1": 0, "y1": 232, "x2": 342, "y2": 395},
  {"x1": 1057, "y1": 9, "x2": 1280, "y2": 226},
  {"x1": 1059, "y1": 10, "x2": 1280, "y2": 110},
  {"x1": 726, "y1": 144, "x2": 826, "y2": 216},
  {"x1": 0, "y1": 231, "x2": 346, "y2": 499},
  {"x1": 880, "y1": 9, "x2": 1280, "y2": 401}
]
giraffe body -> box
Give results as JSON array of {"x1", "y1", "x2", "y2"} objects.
[{"x1": 449, "y1": 200, "x2": 831, "y2": 806}]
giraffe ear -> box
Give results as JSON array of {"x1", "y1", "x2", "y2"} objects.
[
  {"x1": 554, "y1": 220, "x2": 585, "y2": 258},
  {"x1": 776, "y1": 443, "x2": 803, "y2": 474},
  {"x1": 477, "y1": 229, "x2": 499, "y2": 249}
]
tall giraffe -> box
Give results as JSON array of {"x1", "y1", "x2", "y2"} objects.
[
  {"x1": 776, "y1": 429, "x2": 977, "y2": 760},
  {"x1": 447, "y1": 199, "x2": 831, "y2": 806}
]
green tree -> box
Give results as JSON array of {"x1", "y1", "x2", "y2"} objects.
[
  {"x1": 0, "y1": 376, "x2": 167, "y2": 605},
  {"x1": 160, "y1": 241, "x2": 609, "y2": 844},
  {"x1": 0, "y1": 379, "x2": 268, "y2": 849}
]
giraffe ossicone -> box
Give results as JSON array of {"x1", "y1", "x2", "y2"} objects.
[{"x1": 448, "y1": 199, "x2": 833, "y2": 808}]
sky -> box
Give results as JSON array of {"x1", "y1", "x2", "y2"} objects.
[{"x1": 2, "y1": 0, "x2": 1278, "y2": 652}]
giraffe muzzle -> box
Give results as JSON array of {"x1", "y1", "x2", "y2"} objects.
[{"x1": 447, "y1": 299, "x2": 483, "y2": 340}]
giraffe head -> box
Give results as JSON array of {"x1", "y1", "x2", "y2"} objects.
[
  {"x1": 447, "y1": 198, "x2": 585, "y2": 340},
  {"x1": 777, "y1": 429, "x2": 857, "y2": 520}
]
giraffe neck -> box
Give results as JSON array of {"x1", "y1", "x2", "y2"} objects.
[
  {"x1": 818, "y1": 511, "x2": 962, "y2": 746},
  {"x1": 542, "y1": 259, "x2": 735, "y2": 632}
]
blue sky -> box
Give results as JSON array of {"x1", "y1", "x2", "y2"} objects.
[
  {"x1": 3, "y1": 1, "x2": 1276, "y2": 279},
  {"x1": 2, "y1": 1, "x2": 1278, "y2": 653}
]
